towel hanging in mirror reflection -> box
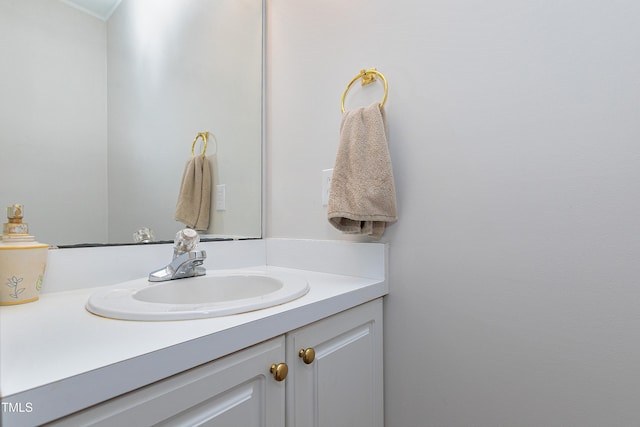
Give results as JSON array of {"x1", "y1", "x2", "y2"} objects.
[{"x1": 176, "y1": 131, "x2": 213, "y2": 230}]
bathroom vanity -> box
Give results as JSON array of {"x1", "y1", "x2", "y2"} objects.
[
  {"x1": 0, "y1": 239, "x2": 387, "y2": 426},
  {"x1": 48, "y1": 299, "x2": 382, "y2": 426}
]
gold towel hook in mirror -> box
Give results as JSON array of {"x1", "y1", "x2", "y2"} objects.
[
  {"x1": 340, "y1": 68, "x2": 388, "y2": 113},
  {"x1": 191, "y1": 132, "x2": 209, "y2": 157}
]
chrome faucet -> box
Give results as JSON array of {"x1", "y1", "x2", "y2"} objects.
[{"x1": 148, "y1": 229, "x2": 207, "y2": 282}]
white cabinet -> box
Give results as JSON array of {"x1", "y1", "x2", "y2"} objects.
[
  {"x1": 48, "y1": 337, "x2": 287, "y2": 427},
  {"x1": 47, "y1": 299, "x2": 384, "y2": 427},
  {"x1": 286, "y1": 299, "x2": 384, "y2": 427}
]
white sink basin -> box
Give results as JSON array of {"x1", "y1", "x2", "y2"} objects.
[{"x1": 86, "y1": 270, "x2": 309, "y2": 321}]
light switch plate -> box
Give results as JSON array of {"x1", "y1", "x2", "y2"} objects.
[
  {"x1": 216, "y1": 184, "x2": 226, "y2": 211},
  {"x1": 322, "y1": 169, "x2": 333, "y2": 206}
]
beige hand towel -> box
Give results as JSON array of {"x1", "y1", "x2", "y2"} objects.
[
  {"x1": 174, "y1": 155, "x2": 212, "y2": 231},
  {"x1": 328, "y1": 102, "x2": 397, "y2": 237}
]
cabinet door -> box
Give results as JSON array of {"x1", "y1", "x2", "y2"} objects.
[
  {"x1": 48, "y1": 337, "x2": 286, "y2": 427},
  {"x1": 286, "y1": 299, "x2": 383, "y2": 427}
]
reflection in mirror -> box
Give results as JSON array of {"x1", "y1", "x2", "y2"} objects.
[{"x1": 0, "y1": 0, "x2": 263, "y2": 246}]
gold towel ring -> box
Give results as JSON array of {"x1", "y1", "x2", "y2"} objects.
[
  {"x1": 340, "y1": 68, "x2": 388, "y2": 113},
  {"x1": 191, "y1": 132, "x2": 209, "y2": 157}
]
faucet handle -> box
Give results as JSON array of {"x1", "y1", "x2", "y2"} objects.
[{"x1": 174, "y1": 229, "x2": 200, "y2": 255}]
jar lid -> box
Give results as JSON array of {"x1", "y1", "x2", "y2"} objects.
[
  {"x1": 1, "y1": 204, "x2": 47, "y2": 248},
  {"x1": 3, "y1": 204, "x2": 28, "y2": 235}
]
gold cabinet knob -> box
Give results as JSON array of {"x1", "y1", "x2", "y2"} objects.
[
  {"x1": 270, "y1": 363, "x2": 288, "y2": 382},
  {"x1": 298, "y1": 348, "x2": 316, "y2": 364}
]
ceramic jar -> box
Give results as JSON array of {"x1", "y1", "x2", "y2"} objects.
[{"x1": 0, "y1": 205, "x2": 49, "y2": 305}]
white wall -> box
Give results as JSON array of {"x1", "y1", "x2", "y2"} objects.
[
  {"x1": 267, "y1": 1, "x2": 640, "y2": 426},
  {"x1": 0, "y1": 0, "x2": 108, "y2": 245}
]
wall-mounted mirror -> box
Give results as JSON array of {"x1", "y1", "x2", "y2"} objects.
[{"x1": 0, "y1": 0, "x2": 263, "y2": 246}]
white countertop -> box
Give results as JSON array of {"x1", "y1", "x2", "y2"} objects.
[{"x1": 0, "y1": 265, "x2": 387, "y2": 425}]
